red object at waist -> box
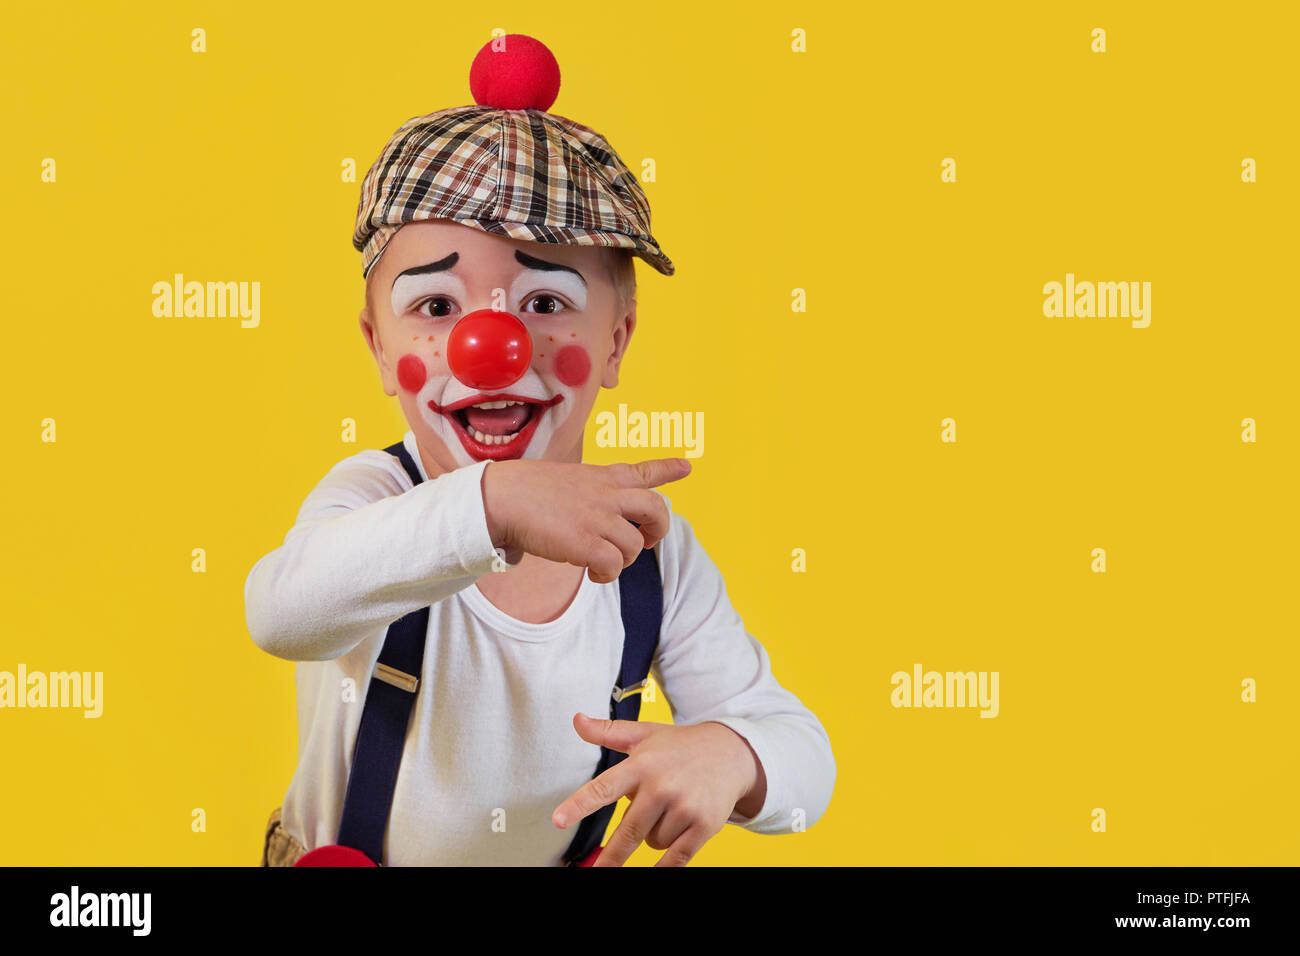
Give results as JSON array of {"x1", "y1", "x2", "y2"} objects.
[
  {"x1": 294, "y1": 845, "x2": 377, "y2": 866},
  {"x1": 293, "y1": 843, "x2": 604, "y2": 866}
]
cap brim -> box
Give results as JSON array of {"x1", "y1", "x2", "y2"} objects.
[{"x1": 362, "y1": 218, "x2": 674, "y2": 280}]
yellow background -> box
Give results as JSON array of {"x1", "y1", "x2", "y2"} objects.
[{"x1": 2, "y1": 1, "x2": 1296, "y2": 865}]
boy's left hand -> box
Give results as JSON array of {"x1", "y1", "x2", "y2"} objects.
[{"x1": 552, "y1": 713, "x2": 766, "y2": 867}]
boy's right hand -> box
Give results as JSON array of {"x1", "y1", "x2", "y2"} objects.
[{"x1": 481, "y1": 458, "x2": 692, "y2": 583}]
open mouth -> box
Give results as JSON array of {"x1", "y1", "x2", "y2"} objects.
[{"x1": 430, "y1": 393, "x2": 563, "y2": 461}]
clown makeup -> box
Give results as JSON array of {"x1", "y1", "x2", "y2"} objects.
[
  {"x1": 508, "y1": 252, "x2": 589, "y2": 313},
  {"x1": 408, "y1": 359, "x2": 573, "y2": 469},
  {"x1": 369, "y1": 224, "x2": 623, "y2": 473},
  {"x1": 390, "y1": 253, "x2": 468, "y2": 317}
]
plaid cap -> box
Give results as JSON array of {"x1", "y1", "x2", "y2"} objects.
[{"x1": 353, "y1": 105, "x2": 674, "y2": 281}]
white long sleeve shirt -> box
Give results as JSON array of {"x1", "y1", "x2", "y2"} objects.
[{"x1": 244, "y1": 431, "x2": 836, "y2": 866}]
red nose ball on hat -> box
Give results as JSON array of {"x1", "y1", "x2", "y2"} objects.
[{"x1": 469, "y1": 34, "x2": 561, "y2": 111}]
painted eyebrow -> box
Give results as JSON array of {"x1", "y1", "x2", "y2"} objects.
[
  {"x1": 390, "y1": 248, "x2": 586, "y2": 290},
  {"x1": 514, "y1": 250, "x2": 586, "y2": 286},
  {"x1": 392, "y1": 251, "x2": 459, "y2": 290}
]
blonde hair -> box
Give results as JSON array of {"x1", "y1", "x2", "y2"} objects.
[{"x1": 607, "y1": 247, "x2": 637, "y2": 315}]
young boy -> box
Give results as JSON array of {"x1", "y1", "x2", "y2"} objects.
[{"x1": 245, "y1": 34, "x2": 835, "y2": 867}]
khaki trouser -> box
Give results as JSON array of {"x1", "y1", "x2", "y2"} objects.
[{"x1": 262, "y1": 806, "x2": 308, "y2": 867}]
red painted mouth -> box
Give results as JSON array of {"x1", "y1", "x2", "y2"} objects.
[{"x1": 428, "y1": 392, "x2": 563, "y2": 461}]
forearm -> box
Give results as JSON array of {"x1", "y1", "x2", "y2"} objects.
[
  {"x1": 705, "y1": 713, "x2": 835, "y2": 834},
  {"x1": 244, "y1": 460, "x2": 502, "y2": 661},
  {"x1": 710, "y1": 722, "x2": 767, "y2": 819}
]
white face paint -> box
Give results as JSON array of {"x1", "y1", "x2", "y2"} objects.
[
  {"x1": 391, "y1": 270, "x2": 469, "y2": 318},
  {"x1": 509, "y1": 268, "x2": 588, "y2": 312},
  {"x1": 390, "y1": 259, "x2": 594, "y2": 467},
  {"x1": 391, "y1": 265, "x2": 587, "y2": 318},
  {"x1": 411, "y1": 366, "x2": 580, "y2": 468}
]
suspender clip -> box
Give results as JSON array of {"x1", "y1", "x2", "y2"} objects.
[
  {"x1": 612, "y1": 678, "x2": 649, "y2": 703},
  {"x1": 374, "y1": 663, "x2": 419, "y2": 694}
]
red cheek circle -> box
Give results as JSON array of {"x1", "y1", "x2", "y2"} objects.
[
  {"x1": 554, "y1": 344, "x2": 591, "y2": 388},
  {"x1": 396, "y1": 353, "x2": 428, "y2": 393}
]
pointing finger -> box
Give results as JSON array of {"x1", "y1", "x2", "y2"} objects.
[
  {"x1": 552, "y1": 757, "x2": 639, "y2": 830},
  {"x1": 615, "y1": 458, "x2": 692, "y2": 490}
]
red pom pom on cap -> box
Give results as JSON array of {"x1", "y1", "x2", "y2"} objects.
[{"x1": 470, "y1": 34, "x2": 561, "y2": 111}]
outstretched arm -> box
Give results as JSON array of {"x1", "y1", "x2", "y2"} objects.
[{"x1": 244, "y1": 454, "x2": 509, "y2": 662}]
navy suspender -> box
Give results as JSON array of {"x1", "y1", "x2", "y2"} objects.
[
  {"x1": 559, "y1": 540, "x2": 662, "y2": 865},
  {"x1": 334, "y1": 441, "x2": 432, "y2": 863},
  {"x1": 334, "y1": 440, "x2": 662, "y2": 866}
]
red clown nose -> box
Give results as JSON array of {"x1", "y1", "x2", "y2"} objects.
[{"x1": 446, "y1": 309, "x2": 533, "y2": 390}]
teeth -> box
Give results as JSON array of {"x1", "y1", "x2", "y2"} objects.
[
  {"x1": 469, "y1": 399, "x2": 529, "y2": 409},
  {"x1": 470, "y1": 426, "x2": 521, "y2": 445},
  {"x1": 457, "y1": 398, "x2": 533, "y2": 445}
]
